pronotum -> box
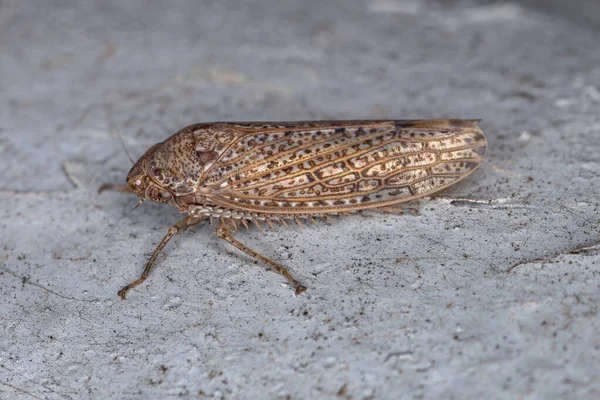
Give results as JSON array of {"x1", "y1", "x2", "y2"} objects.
[{"x1": 102, "y1": 119, "x2": 487, "y2": 298}]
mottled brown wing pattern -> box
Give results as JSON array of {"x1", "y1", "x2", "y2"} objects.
[{"x1": 200, "y1": 119, "x2": 486, "y2": 214}]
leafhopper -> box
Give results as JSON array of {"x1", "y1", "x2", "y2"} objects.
[{"x1": 104, "y1": 119, "x2": 487, "y2": 298}]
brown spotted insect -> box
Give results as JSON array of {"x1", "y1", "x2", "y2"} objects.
[{"x1": 103, "y1": 119, "x2": 487, "y2": 298}]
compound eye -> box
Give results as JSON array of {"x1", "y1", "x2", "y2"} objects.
[{"x1": 146, "y1": 185, "x2": 173, "y2": 203}]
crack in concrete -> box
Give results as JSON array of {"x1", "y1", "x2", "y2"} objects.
[
  {"x1": 1, "y1": 365, "x2": 72, "y2": 400},
  {"x1": 569, "y1": 242, "x2": 600, "y2": 255},
  {"x1": 506, "y1": 240, "x2": 600, "y2": 272},
  {"x1": 0, "y1": 381, "x2": 44, "y2": 400},
  {"x1": 0, "y1": 189, "x2": 76, "y2": 196},
  {"x1": 0, "y1": 265, "x2": 98, "y2": 303},
  {"x1": 61, "y1": 161, "x2": 84, "y2": 189}
]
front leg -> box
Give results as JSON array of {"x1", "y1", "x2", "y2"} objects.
[
  {"x1": 215, "y1": 219, "x2": 307, "y2": 295},
  {"x1": 118, "y1": 215, "x2": 206, "y2": 299}
]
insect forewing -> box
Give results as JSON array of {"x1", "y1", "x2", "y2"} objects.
[{"x1": 199, "y1": 119, "x2": 486, "y2": 214}]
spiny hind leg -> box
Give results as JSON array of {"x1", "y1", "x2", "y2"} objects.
[
  {"x1": 118, "y1": 215, "x2": 207, "y2": 299},
  {"x1": 215, "y1": 219, "x2": 307, "y2": 295}
]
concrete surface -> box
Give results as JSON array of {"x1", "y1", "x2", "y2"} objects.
[{"x1": 1, "y1": 0, "x2": 599, "y2": 399}]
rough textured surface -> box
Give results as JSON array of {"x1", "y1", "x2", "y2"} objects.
[{"x1": 1, "y1": 0, "x2": 599, "y2": 399}]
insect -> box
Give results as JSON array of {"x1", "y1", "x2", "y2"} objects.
[{"x1": 103, "y1": 119, "x2": 487, "y2": 298}]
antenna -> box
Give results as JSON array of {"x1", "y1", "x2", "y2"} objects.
[
  {"x1": 112, "y1": 129, "x2": 136, "y2": 165},
  {"x1": 116, "y1": 198, "x2": 144, "y2": 224}
]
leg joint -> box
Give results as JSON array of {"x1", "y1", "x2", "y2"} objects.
[{"x1": 215, "y1": 227, "x2": 228, "y2": 239}]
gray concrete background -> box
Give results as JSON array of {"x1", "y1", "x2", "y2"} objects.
[{"x1": 1, "y1": 0, "x2": 599, "y2": 399}]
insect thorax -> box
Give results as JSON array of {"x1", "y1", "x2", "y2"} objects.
[{"x1": 145, "y1": 125, "x2": 239, "y2": 196}]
